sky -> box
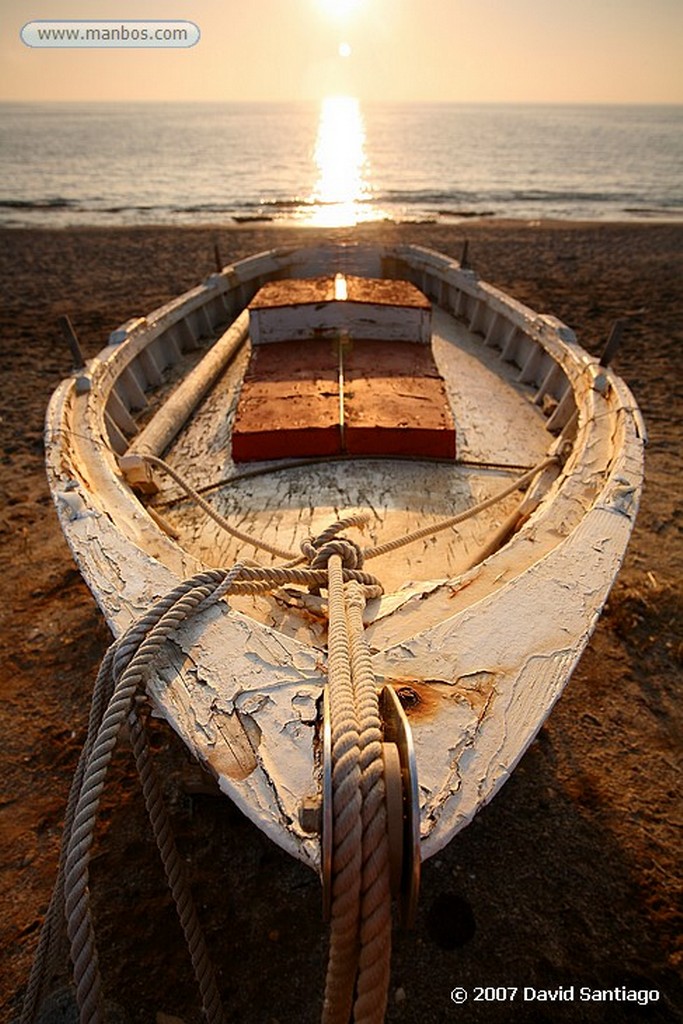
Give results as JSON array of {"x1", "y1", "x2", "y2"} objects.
[{"x1": 1, "y1": 0, "x2": 682, "y2": 104}]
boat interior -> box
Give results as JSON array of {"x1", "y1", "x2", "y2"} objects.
[{"x1": 98, "y1": 245, "x2": 582, "y2": 612}]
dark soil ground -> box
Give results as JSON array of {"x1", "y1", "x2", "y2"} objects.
[{"x1": 1, "y1": 221, "x2": 681, "y2": 1024}]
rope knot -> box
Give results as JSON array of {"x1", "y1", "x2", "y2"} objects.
[
  {"x1": 308, "y1": 537, "x2": 364, "y2": 571},
  {"x1": 301, "y1": 513, "x2": 371, "y2": 572}
]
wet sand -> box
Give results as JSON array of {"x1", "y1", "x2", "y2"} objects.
[{"x1": 1, "y1": 220, "x2": 681, "y2": 1023}]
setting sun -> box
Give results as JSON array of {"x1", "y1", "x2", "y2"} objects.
[{"x1": 318, "y1": 0, "x2": 364, "y2": 19}]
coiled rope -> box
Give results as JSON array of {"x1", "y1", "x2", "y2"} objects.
[{"x1": 21, "y1": 522, "x2": 392, "y2": 1024}]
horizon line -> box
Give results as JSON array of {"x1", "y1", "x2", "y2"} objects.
[{"x1": 1, "y1": 97, "x2": 682, "y2": 106}]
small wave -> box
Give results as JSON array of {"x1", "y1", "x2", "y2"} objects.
[
  {"x1": 261, "y1": 198, "x2": 313, "y2": 210},
  {"x1": 0, "y1": 197, "x2": 74, "y2": 210},
  {"x1": 379, "y1": 189, "x2": 472, "y2": 205},
  {"x1": 437, "y1": 209, "x2": 496, "y2": 219},
  {"x1": 232, "y1": 214, "x2": 275, "y2": 224},
  {"x1": 100, "y1": 204, "x2": 156, "y2": 214},
  {"x1": 175, "y1": 203, "x2": 242, "y2": 214},
  {"x1": 261, "y1": 196, "x2": 378, "y2": 210},
  {"x1": 623, "y1": 206, "x2": 683, "y2": 217},
  {"x1": 490, "y1": 189, "x2": 620, "y2": 205}
]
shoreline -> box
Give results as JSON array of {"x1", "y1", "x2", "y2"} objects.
[{"x1": 2, "y1": 214, "x2": 683, "y2": 232}]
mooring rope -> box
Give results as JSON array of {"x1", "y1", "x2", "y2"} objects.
[
  {"x1": 322, "y1": 550, "x2": 364, "y2": 1024},
  {"x1": 65, "y1": 574, "x2": 228, "y2": 1024},
  {"x1": 317, "y1": 532, "x2": 391, "y2": 1024},
  {"x1": 21, "y1": 571, "x2": 228, "y2": 1024},
  {"x1": 127, "y1": 704, "x2": 225, "y2": 1024},
  {"x1": 19, "y1": 643, "x2": 119, "y2": 1024},
  {"x1": 346, "y1": 582, "x2": 392, "y2": 1024},
  {"x1": 22, "y1": 521, "x2": 394, "y2": 1024}
]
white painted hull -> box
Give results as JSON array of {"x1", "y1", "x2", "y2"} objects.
[{"x1": 44, "y1": 243, "x2": 645, "y2": 869}]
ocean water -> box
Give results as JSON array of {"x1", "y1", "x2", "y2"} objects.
[{"x1": 1, "y1": 101, "x2": 681, "y2": 228}]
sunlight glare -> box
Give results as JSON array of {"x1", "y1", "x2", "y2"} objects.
[{"x1": 309, "y1": 95, "x2": 370, "y2": 227}]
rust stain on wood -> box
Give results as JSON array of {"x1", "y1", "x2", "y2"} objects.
[
  {"x1": 384, "y1": 670, "x2": 498, "y2": 721},
  {"x1": 384, "y1": 679, "x2": 443, "y2": 722}
]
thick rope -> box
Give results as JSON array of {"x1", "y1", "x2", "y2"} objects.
[
  {"x1": 346, "y1": 583, "x2": 391, "y2": 1024},
  {"x1": 128, "y1": 706, "x2": 226, "y2": 1024},
  {"x1": 64, "y1": 577, "x2": 224, "y2": 1023},
  {"x1": 19, "y1": 646, "x2": 118, "y2": 1024},
  {"x1": 322, "y1": 553, "x2": 363, "y2": 1024},
  {"x1": 320, "y1": 538, "x2": 391, "y2": 1024},
  {"x1": 308, "y1": 513, "x2": 372, "y2": 553},
  {"x1": 19, "y1": 573, "x2": 225, "y2": 1023},
  {"x1": 20, "y1": 575, "x2": 221, "y2": 1022}
]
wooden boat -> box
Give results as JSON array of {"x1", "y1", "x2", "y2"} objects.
[{"x1": 45, "y1": 241, "x2": 644, "y2": 910}]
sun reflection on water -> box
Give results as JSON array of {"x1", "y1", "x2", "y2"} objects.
[{"x1": 309, "y1": 95, "x2": 373, "y2": 227}]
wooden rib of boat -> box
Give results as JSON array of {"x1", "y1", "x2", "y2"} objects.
[{"x1": 45, "y1": 242, "x2": 645, "y2": 877}]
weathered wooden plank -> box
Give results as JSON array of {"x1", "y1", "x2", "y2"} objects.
[
  {"x1": 249, "y1": 275, "x2": 431, "y2": 345},
  {"x1": 232, "y1": 339, "x2": 340, "y2": 462},
  {"x1": 344, "y1": 341, "x2": 456, "y2": 458}
]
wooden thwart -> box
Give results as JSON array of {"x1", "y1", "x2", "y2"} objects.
[
  {"x1": 231, "y1": 338, "x2": 456, "y2": 461},
  {"x1": 343, "y1": 340, "x2": 455, "y2": 457},
  {"x1": 232, "y1": 339, "x2": 341, "y2": 461},
  {"x1": 248, "y1": 275, "x2": 431, "y2": 345}
]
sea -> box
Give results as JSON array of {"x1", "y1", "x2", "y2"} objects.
[{"x1": 1, "y1": 101, "x2": 681, "y2": 228}]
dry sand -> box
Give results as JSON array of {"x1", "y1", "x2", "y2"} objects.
[{"x1": 1, "y1": 220, "x2": 681, "y2": 1023}]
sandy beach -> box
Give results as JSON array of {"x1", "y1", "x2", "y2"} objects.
[{"x1": 1, "y1": 220, "x2": 681, "y2": 1023}]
